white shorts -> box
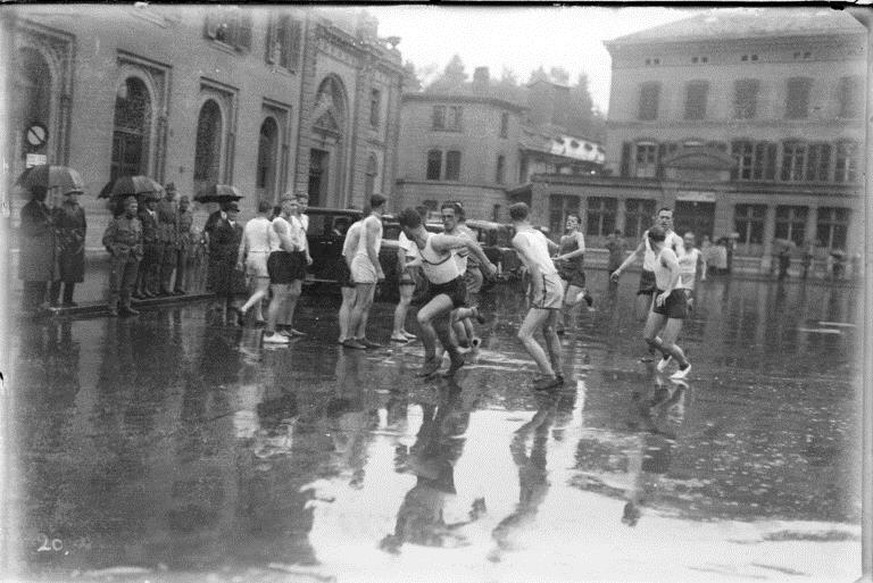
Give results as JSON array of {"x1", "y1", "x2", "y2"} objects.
[
  {"x1": 350, "y1": 255, "x2": 377, "y2": 285},
  {"x1": 246, "y1": 252, "x2": 269, "y2": 278},
  {"x1": 530, "y1": 272, "x2": 564, "y2": 310}
]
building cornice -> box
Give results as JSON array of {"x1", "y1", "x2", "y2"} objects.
[{"x1": 402, "y1": 92, "x2": 527, "y2": 113}]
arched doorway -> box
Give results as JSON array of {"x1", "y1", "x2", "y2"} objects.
[
  {"x1": 111, "y1": 77, "x2": 153, "y2": 181},
  {"x1": 194, "y1": 99, "x2": 223, "y2": 194},
  {"x1": 309, "y1": 76, "x2": 347, "y2": 208},
  {"x1": 256, "y1": 117, "x2": 279, "y2": 203}
]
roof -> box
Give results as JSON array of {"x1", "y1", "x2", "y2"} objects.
[
  {"x1": 607, "y1": 8, "x2": 864, "y2": 46},
  {"x1": 402, "y1": 92, "x2": 527, "y2": 113}
]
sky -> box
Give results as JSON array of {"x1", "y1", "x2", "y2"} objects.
[{"x1": 337, "y1": 6, "x2": 702, "y2": 113}]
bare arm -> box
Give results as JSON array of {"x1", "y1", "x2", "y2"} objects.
[
  {"x1": 612, "y1": 238, "x2": 647, "y2": 278},
  {"x1": 236, "y1": 224, "x2": 249, "y2": 267},
  {"x1": 655, "y1": 250, "x2": 681, "y2": 307},
  {"x1": 274, "y1": 219, "x2": 297, "y2": 253}
]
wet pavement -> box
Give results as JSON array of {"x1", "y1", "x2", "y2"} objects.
[{"x1": 5, "y1": 270, "x2": 863, "y2": 582}]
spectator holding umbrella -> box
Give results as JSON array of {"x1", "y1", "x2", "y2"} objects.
[
  {"x1": 155, "y1": 182, "x2": 179, "y2": 296},
  {"x1": 18, "y1": 184, "x2": 57, "y2": 315},
  {"x1": 134, "y1": 194, "x2": 160, "y2": 299},
  {"x1": 207, "y1": 200, "x2": 245, "y2": 325},
  {"x1": 49, "y1": 186, "x2": 87, "y2": 307}
]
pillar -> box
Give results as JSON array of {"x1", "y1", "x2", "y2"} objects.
[{"x1": 760, "y1": 204, "x2": 776, "y2": 273}]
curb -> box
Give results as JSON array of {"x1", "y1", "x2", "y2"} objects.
[{"x1": 40, "y1": 293, "x2": 216, "y2": 320}]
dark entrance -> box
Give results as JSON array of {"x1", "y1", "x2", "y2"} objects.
[
  {"x1": 308, "y1": 149, "x2": 329, "y2": 207},
  {"x1": 674, "y1": 200, "x2": 715, "y2": 240}
]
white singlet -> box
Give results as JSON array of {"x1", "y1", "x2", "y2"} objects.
[
  {"x1": 513, "y1": 228, "x2": 557, "y2": 277},
  {"x1": 419, "y1": 233, "x2": 460, "y2": 285},
  {"x1": 654, "y1": 247, "x2": 680, "y2": 290}
]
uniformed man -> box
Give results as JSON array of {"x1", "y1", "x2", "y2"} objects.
[
  {"x1": 155, "y1": 182, "x2": 179, "y2": 296},
  {"x1": 134, "y1": 194, "x2": 160, "y2": 298},
  {"x1": 103, "y1": 196, "x2": 143, "y2": 317},
  {"x1": 174, "y1": 195, "x2": 194, "y2": 294}
]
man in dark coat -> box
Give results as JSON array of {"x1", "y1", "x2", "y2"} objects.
[
  {"x1": 103, "y1": 196, "x2": 143, "y2": 317},
  {"x1": 49, "y1": 187, "x2": 87, "y2": 307},
  {"x1": 134, "y1": 194, "x2": 160, "y2": 298},
  {"x1": 155, "y1": 182, "x2": 179, "y2": 296},
  {"x1": 18, "y1": 185, "x2": 57, "y2": 315}
]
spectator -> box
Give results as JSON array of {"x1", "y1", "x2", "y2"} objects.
[
  {"x1": 155, "y1": 182, "x2": 179, "y2": 296},
  {"x1": 699, "y1": 235, "x2": 713, "y2": 281},
  {"x1": 174, "y1": 195, "x2": 194, "y2": 294},
  {"x1": 605, "y1": 229, "x2": 628, "y2": 276},
  {"x1": 237, "y1": 200, "x2": 273, "y2": 324},
  {"x1": 102, "y1": 196, "x2": 143, "y2": 317},
  {"x1": 800, "y1": 240, "x2": 815, "y2": 279},
  {"x1": 18, "y1": 185, "x2": 57, "y2": 315},
  {"x1": 49, "y1": 187, "x2": 86, "y2": 307},
  {"x1": 134, "y1": 195, "x2": 160, "y2": 299},
  {"x1": 207, "y1": 201, "x2": 245, "y2": 325}
]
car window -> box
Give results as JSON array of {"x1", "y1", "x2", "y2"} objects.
[{"x1": 307, "y1": 214, "x2": 329, "y2": 236}]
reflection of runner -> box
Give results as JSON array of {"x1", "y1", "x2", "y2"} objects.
[
  {"x1": 643, "y1": 226, "x2": 692, "y2": 380},
  {"x1": 510, "y1": 203, "x2": 565, "y2": 391}
]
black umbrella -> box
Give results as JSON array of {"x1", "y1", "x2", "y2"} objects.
[
  {"x1": 15, "y1": 165, "x2": 85, "y2": 196},
  {"x1": 98, "y1": 175, "x2": 163, "y2": 199},
  {"x1": 194, "y1": 184, "x2": 243, "y2": 204}
]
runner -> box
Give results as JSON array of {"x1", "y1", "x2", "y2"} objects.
[
  {"x1": 396, "y1": 207, "x2": 496, "y2": 378},
  {"x1": 237, "y1": 200, "x2": 273, "y2": 325},
  {"x1": 644, "y1": 225, "x2": 692, "y2": 380},
  {"x1": 553, "y1": 213, "x2": 594, "y2": 335},
  {"x1": 337, "y1": 218, "x2": 361, "y2": 345},
  {"x1": 676, "y1": 231, "x2": 704, "y2": 315},
  {"x1": 344, "y1": 194, "x2": 387, "y2": 350},
  {"x1": 263, "y1": 196, "x2": 305, "y2": 345},
  {"x1": 510, "y1": 202, "x2": 565, "y2": 391}
]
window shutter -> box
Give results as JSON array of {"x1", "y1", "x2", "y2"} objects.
[
  {"x1": 620, "y1": 142, "x2": 631, "y2": 177},
  {"x1": 657, "y1": 143, "x2": 667, "y2": 178},
  {"x1": 765, "y1": 143, "x2": 777, "y2": 180}
]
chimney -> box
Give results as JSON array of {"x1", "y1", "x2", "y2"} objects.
[{"x1": 472, "y1": 66, "x2": 490, "y2": 93}]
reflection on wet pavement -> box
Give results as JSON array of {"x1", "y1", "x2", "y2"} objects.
[{"x1": 8, "y1": 273, "x2": 862, "y2": 581}]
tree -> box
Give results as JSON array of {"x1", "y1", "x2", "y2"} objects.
[
  {"x1": 426, "y1": 54, "x2": 468, "y2": 93},
  {"x1": 402, "y1": 60, "x2": 422, "y2": 93}
]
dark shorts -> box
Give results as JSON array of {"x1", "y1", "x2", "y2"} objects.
[
  {"x1": 338, "y1": 257, "x2": 353, "y2": 288},
  {"x1": 559, "y1": 266, "x2": 586, "y2": 290},
  {"x1": 637, "y1": 270, "x2": 657, "y2": 296},
  {"x1": 425, "y1": 276, "x2": 467, "y2": 309},
  {"x1": 651, "y1": 289, "x2": 688, "y2": 319},
  {"x1": 268, "y1": 251, "x2": 304, "y2": 285}
]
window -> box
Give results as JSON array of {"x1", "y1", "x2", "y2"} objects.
[
  {"x1": 111, "y1": 77, "x2": 152, "y2": 182},
  {"x1": 731, "y1": 140, "x2": 754, "y2": 180},
  {"x1": 194, "y1": 99, "x2": 222, "y2": 185},
  {"x1": 432, "y1": 105, "x2": 462, "y2": 131},
  {"x1": 549, "y1": 195, "x2": 579, "y2": 236},
  {"x1": 684, "y1": 81, "x2": 709, "y2": 120},
  {"x1": 635, "y1": 142, "x2": 657, "y2": 178},
  {"x1": 620, "y1": 142, "x2": 632, "y2": 177},
  {"x1": 445, "y1": 150, "x2": 461, "y2": 181},
  {"x1": 734, "y1": 79, "x2": 759, "y2": 119},
  {"x1": 805, "y1": 143, "x2": 831, "y2": 182},
  {"x1": 499, "y1": 112, "x2": 509, "y2": 138},
  {"x1": 586, "y1": 197, "x2": 617, "y2": 237},
  {"x1": 267, "y1": 13, "x2": 303, "y2": 70},
  {"x1": 519, "y1": 156, "x2": 529, "y2": 183},
  {"x1": 255, "y1": 117, "x2": 279, "y2": 199},
  {"x1": 816, "y1": 207, "x2": 850, "y2": 250},
  {"x1": 495, "y1": 155, "x2": 505, "y2": 184},
  {"x1": 837, "y1": 76, "x2": 862, "y2": 119},
  {"x1": 624, "y1": 198, "x2": 655, "y2": 240},
  {"x1": 753, "y1": 142, "x2": 777, "y2": 180},
  {"x1": 365, "y1": 155, "x2": 378, "y2": 197},
  {"x1": 786, "y1": 77, "x2": 812, "y2": 119},
  {"x1": 734, "y1": 204, "x2": 766, "y2": 246},
  {"x1": 638, "y1": 82, "x2": 660, "y2": 121},
  {"x1": 370, "y1": 89, "x2": 381, "y2": 128},
  {"x1": 774, "y1": 205, "x2": 808, "y2": 246},
  {"x1": 432, "y1": 106, "x2": 446, "y2": 130},
  {"x1": 426, "y1": 149, "x2": 442, "y2": 180},
  {"x1": 781, "y1": 141, "x2": 807, "y2": 182},
  {"x1": 205, "y1": 8, "x2": 253, "y2": 51},
  {"x1": 835, "y1": 140, "x2": 859, "y2": 183}
]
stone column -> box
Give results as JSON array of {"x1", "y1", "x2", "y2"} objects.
[
  {"x1": 760, "y1": 204, "x2": 776, "y2": 273},
  {"x1": 615, "y1": 197, "x2": 626, "y2": 235}
]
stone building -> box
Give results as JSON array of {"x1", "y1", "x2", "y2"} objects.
[
  {"x1": 3, "y1": 5, "x2": 405, "y2": 250},
  {"x1": 511, "y1": 8, "x2": 866, "y2": 272}
]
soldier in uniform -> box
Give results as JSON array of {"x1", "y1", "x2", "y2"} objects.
[
  {"x1": 103, "y1": 196, "x2": 143, "y2": 317},
  {"x1": 174, "y1": 195, "x2": 194, "y2": 294},
  {"x1": 134, "y1": 194, "x2": 160, "y2": 298},
  {"x1": 155, "y1": 182, "x2": 179, "y2": 296}
]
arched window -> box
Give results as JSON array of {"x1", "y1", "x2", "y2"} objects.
[
  {"x1": 365, "y1": 154, "x2": 379, "y2": 197},
  {"x1": 496, "y1": 155, "x2": 506, "y2": 184},
  {"x1": 256, "y1": 117, "x2": 279, "y2": 200},
  {"x1": 194, "y1": 99, "x2": 223, "y2": 186},
  {"x1": 111, "y1": 77, "x2": 152, "y2": 181},
  {"x1": 16, "y1": 48, "x2": 52, "y2": 156}
]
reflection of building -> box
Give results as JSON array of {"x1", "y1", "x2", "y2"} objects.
[
  {"x1": 4, "y1": 6, "x2": 405, "y2": 249},
  {"x1": 395, "y1": 67, "x2": 604, "y2": 223},
  {"x1": 511, "y1": 8, "x2": 865, "y2": 271}
]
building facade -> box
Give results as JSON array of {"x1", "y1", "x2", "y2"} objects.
[
  {"x1": 3, "y1": 5, "x2": 405, "y2": 250},
  {"x1": 514, "y1": 8, "x2": 866, "y2": 271}
]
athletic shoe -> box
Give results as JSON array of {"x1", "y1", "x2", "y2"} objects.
[
  {"x1": 119, "y1": 307, "x2": 140, "y2": 317},
  {"x1": 656, "y1": 355, "x2": 672, "y2": 373},
  {"x1": 108, "y1": 308, "x2": 119, "y2": 317},
  {"x1": 670, "y1": 364, "x2": 692, "y2": 380},
  {"x1": 289, "y1": 329, "x2": 308, "y2": 337},
  {"x1": 342, "y1": 339, "x2": 367, "y2": 350},
  {"x1": 264, "y1": 332, "x2": 290, "y2": 344},
  {"x1": 470, "y1": 337, "x2": 482, "y2": 350},
  {"x1": 533, "y1": 375, "x2": 561, "y2": 391},
  {"x1": 402, "y1": 331, "x2": 418, "y2": 340},
  {"x1": 416, "y1": 358, "x2": 442, "y2": 378},
  {"x1": 358, "y1": 338, "x2": 381, "y2": 349},
  {"x1": 390, "y1": 335, "x2": 409, "y2": 343}
]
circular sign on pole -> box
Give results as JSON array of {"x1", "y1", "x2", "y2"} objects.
[{"x1": 25, "y1": 122, "x2": 49, "y2": 150}]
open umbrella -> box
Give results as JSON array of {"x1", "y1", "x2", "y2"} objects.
[
  {"x1": 15, "y1": 165, "x2": 85, "y2": 195},
  {"x1": 98, "y1": 175, "x2": 163, "y2": 199},
  {"x1": 194, "y1": 184, "x2": 243, "y2": 203}
]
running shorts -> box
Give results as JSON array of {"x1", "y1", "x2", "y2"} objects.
[
  {"x1": 350, "y1": 255, "x2": 378, "y2": 285},
  {"x1": 245, "y1": 252, "x2": 270, "y2": 279},
  {"x1": 637, "y1": 269, "x2": 657, "y2": 296},
  {"x1": 651, "y1": 288, "x2": 688, "y2": 319},
  {"x1": 530, "y1": 272, "x2": 565, "y2": 310},
  {"x1": 559, "y1": 265, "x2": 586, "y2": 290},
  {"x1": 268, "y1": 251, "x2": 301, "y2": 285},
  {"x1": 424, "y1": 276, "x2": 467, "y2": 309},
  {"x1": 338, "y1": 256, "x2": 354, "y2": 288}
]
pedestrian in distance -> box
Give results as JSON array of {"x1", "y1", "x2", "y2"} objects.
[
  {"x1": 18, "y1": 185, "x2": 58, "y2": 315},
  {"x1": 553, "y1": 212, "x2": 594, "y2": 335},
  {"x1": 396, "y1": 207, "x2": 496, "y2": 378},
  {"x1": 207, "y1": 201, "x2": 246, "y2": 325},
  {"x1": 800, "y1": 240, "x2": 815, "y2": 280},
  {"x1": 604, "y1": 229, "x2": 628, "y2": 282},
  {"x1": 133, "y1": 194, "x2": 160, "y2": 299},
  {"x1": 237, "y1": 199, "x2": 274, "y2": 325},
  {"x1": 610, "y1": 208, "x2": 684, "y2": 323},
  {"x1": 678, "y1": 231, "x2": 704, "y2": 312},
  {"x1": 263, "y1": 196, "x2": 306, "y2": 344},
  {"x1": 102, "y1": 195, "x2": 143, "y2": 317},
  {"x1": 173, "y1": 195, "x2": 194, "y2": 294},
  {"x1": 344, "y1": 194, "x2": 388, "y2": 350},
  {"x1": 645, "y1": 225, "x2": 692, "y2": 380},
  {"x1": 699, "y1": 235, "x2": 713, "y2": 281},
  {"x1": 49, "y1": 186, "x2": 86, "y2": 308},
  {"x1": 155, "y1": 182, "x2": 179, "y2": 296},
  {"x1": 510, "y1": 202, "x2": 565, "y2": 391}
]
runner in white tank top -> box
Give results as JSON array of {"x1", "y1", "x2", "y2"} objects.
[{"x1": 344, "y1": 195, "x2": 388, "y2": 350}]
